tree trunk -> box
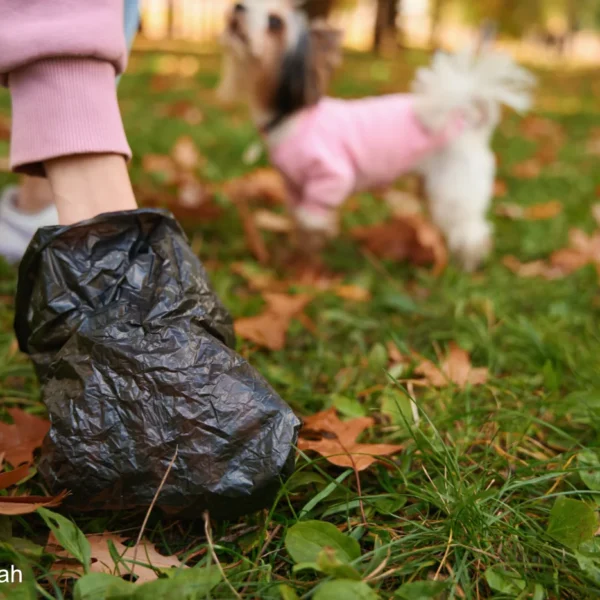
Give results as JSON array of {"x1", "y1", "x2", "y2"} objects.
[
  {"x1": 167, "y1": 0, "x2": 176, "y2": 39},
  {"x1": 373, "y1": 0, "x2": 400, "y2": 54}
]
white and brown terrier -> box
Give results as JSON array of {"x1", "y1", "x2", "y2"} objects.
[{"x1": 218, "y1": 0, "x2": 535, "y2": 270}]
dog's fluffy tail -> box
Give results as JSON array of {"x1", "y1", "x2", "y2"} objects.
[{"x1": 411, "y1": 45, "x2": 536, "y2": 132}]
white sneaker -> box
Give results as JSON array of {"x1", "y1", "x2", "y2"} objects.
[{"x1": 0, "y1": 186, "x2": 59, "y2": 264}]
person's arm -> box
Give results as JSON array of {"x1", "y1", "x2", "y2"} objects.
[{"x1": 0, "y1": 0, "x2": 136, "y2": 223}]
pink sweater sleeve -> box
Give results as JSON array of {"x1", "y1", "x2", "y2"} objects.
[{"x1": 0, "y1": 0, "x2": 131, "y2": 174}]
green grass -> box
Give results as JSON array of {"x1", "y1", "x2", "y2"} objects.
[{"x1": 2, "y1": 49, "x2": 600, "y2": 599}]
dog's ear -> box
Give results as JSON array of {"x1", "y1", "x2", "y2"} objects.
[{"x1": 274, "y1": 20, "x2": 343, "y2": 115}]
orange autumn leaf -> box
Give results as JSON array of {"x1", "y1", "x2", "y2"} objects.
[
  {"x1": 298, "y1": 408, "x2": 403, "y2": 471},
  {"x1": 0, "y1": 464, "x2": 30, "y2": 491},
  {"x1": 0, "y1": 408, "x2": 50, "y2": 467},
  {"x1": 496, "y1": 200, "x2": 563, "y2": 221},
  {"x1": 415, "y1": 343, "x2": 488, "y2": 389},
  {"x1": 223, "y1": 168, "x2": 288, "y2": 206},
  {"x1": 352, "y1": 214, "x2": 447, "y2": 275},
  {"x1": 512, "y1": 158, "x2": 542, "y2": 179},
  {"x1": 49, "y1": 533, "x2": 186, "y2": 584},
  {"x1": 235, "y1": 293, "x2": 312, "y2": 351},
  {"x1": 334, "y1": 284, "x2": 371, "y2": 303},
  {"x1": 502, "y1": 255, "x2": 567, "y2": 280},
  {"x1": 494, "y1": 179, "x2": 508, "y2": 198},
  {"x1": 0, "y1": 490, "x2": 68, "y2": 516},
  {"x1": 504, "y1": 226, "x2": 600, "y2": 280}
]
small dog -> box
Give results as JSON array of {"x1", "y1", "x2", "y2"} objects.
[{"x1": 219, "y1": 0, "x2": 535, "y2": 271}]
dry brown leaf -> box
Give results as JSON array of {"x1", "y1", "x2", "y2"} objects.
[
  {"x1": 0, "y1": 408, "x2": 50, "y2": 467},
  {"x1": 235, "y1": 293, "x2": 312, "y2": 351},
  {"x1": 502, "y1": 255, "x2": 567, "y2": 280},
  {"x1": 49, "y1": 533, "x2": 185, "y2": 584},
  {"x1": 223, "y1": 169, "x2": 287, "y2": 206},
  {"x1": 0, "y1": 115, "x2": 10, "y2": 141},
  {"x1": 512, "y1": 158, "x2": 542, "y2": 179},
  {"x1": 495, "y1": 203, "x2": 524, "y2": 219},
  {"x1": 160, "y1": 100, "x2": 204, "y2": 125},
  {"x1": 383, "y1": 189, "x2": 422, "y2": 216},
  {"x1": 520, "y1": 115, "x2": 564, "y2": 142},
  {"x1": 141, "y1": 155, "x2": 178, "y2": 184},
  {"x1": 172, "y1": 136, "x2": 203, "y2": 171},
  {"x1": 254, "y1": 209, "x2": 294, "y2": 233},
  {"x1": 525, "y1": 201, "x2": 563, "y2": 220},
  {"x1": 352, "y1": 214, "x2": 447, "y2": 275},
  {"x1": 334, "y1": 285, "x2": 371, "y2": 303},
  {"x1": 494, "y1": 179, "x2": 508, "y2": 198},
  {"x1": 236, "y1": 199, "x2": 270, "y2": 265},
  {"x1": 0, "y1": 490, "x2": 68, "y2": 516},
  {"x1": 496, "y1": 200, "x2": 563, "y2": 221},
  {"x1": 298, "y1": 408, "x2": 403, "y2": 471},
  {"x1": 415, "y1": 343, "x2": 488, "y2": 388},
  {"x1": 0, "y1": 464, "x2": 30, "y2": 491}
]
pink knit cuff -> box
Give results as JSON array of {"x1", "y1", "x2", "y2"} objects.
[{"x1": 9, "y1": 58, "x2": 131, "y2": 175}]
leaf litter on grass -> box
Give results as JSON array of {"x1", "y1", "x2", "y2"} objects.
[
  {"x1": 235, "y1": 293, "x2": 313, "y2": 351},
  {"x1": 0, "y1": 408, "x2": 49, "y2": 467},
  {"x1": 298, "y1": 408, "x2": 403, "y2": 471},
  {"x1": 48, "y1": 532, "x2": 186, "y2": 584}
]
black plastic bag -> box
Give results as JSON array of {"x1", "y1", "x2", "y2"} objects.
[{"x1": 15, "y1": 209, "x2": 300, "y2": 518}]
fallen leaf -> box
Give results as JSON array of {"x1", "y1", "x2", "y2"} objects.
[
  {"x1": 0, "y1": 491, "x2": 68, "y2": 516},
  {"x1": 142, "y1": 154, "x2": 178, "y2": 184},
  {"x1": 334, "y1": 285, "x2": 371, "y2": 302},
  {"x1": 172, "y1": 135, "x2": 203, "y2": 171},
  {"x1": 415, "y1": 343, "x2": 488, "y2": 388},
  {"x1": 525, "y1": 201, "x2": 563, "y2": 220},
  {"x1": 502, "y1": 255, "x2": 567, "y2": 280},
  {"x1": 520, "y1": 115, "x2": 565, "y2": 143},
  {"x1": 0, "y1": 156, "x2": 10, "y2": 172},
  {"x1": 49, "y1": 533, "x2": 186, "y2": 584},
  {"x1": 494, "y1": 179, "x2": 508, "y2": 198},
  {"x1": 160, "y1": 100, "x2": 204, "y2": 125},
  {"x1": 0, "y1": 115, "x2": 9, "y2": 141},
  {"x1": 383, "y1": 189, "x2": 422, "y2": 216},
  {"x1": 495, "y1": 203, "x2": 524, "y2": 219},
  {"x1": 512, "y1": 158, "x2": 542, "y2": 179},
  {"x1": 236, "y1": 199, "x2": 270, "y2": 265},
  {"x1": 0, "y1": 464, "x2": 30, "y2": 491},
  {"x1": 496, "y1": 200, "x2": 563, "y2": 221},
  {"x1": 298, "y1": 408, "x2": 402, "y2": 471},
  {"x1": 235, "y1": 293, "x2": 312, "y2": 351},
  {"x1": 224, "y1": 169, "x2": 287, "y2": 206},
  {"x1": 0, "y1": 408, "x2": 50, "y2": 467},
  {"x1": 254, "y1": 209, "x2": 294, "y2": 233},
  {"x1": 352, "y1": 214, "x2": 447, "y2": 275}
]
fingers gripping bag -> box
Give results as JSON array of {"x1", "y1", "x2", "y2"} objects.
[{"x1": 14, "y1": 209, "x2": 300, "y2": 518}]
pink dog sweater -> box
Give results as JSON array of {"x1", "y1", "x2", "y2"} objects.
[{"x1": 269, "y1": 95, "x2": 462, "y2": 218}]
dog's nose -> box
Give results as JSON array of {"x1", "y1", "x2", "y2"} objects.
[{"x1": 233, "y1": 3, "x2": 246, "y2": 13}]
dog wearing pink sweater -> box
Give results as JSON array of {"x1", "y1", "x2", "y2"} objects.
[{"x1": 219, "y1": 0, "x2": 535, "y2": 271}]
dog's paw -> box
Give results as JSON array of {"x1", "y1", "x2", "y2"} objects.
[{"x1": 448, "y1": 221, "x2": 493, "y2": 272}]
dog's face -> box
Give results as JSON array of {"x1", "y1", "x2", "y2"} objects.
[{"x1": 218, "y1": 1, "x2": 343, "y2": 120}]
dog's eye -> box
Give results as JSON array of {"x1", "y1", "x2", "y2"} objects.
[{"x1": 268, "y1": 14, "x2": 284, "y2": 33}]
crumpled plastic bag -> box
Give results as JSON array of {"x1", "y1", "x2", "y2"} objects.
[{"x1": 15, "y1": 209, "x2": 300, "y2": 518}]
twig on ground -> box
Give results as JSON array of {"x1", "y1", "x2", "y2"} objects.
[
  {"x1": 204, "y1": 510, "x2": 242, "y2": 600},
  {"x1": 131, "y1": 446, "x2": 178, "y2": 579}
]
